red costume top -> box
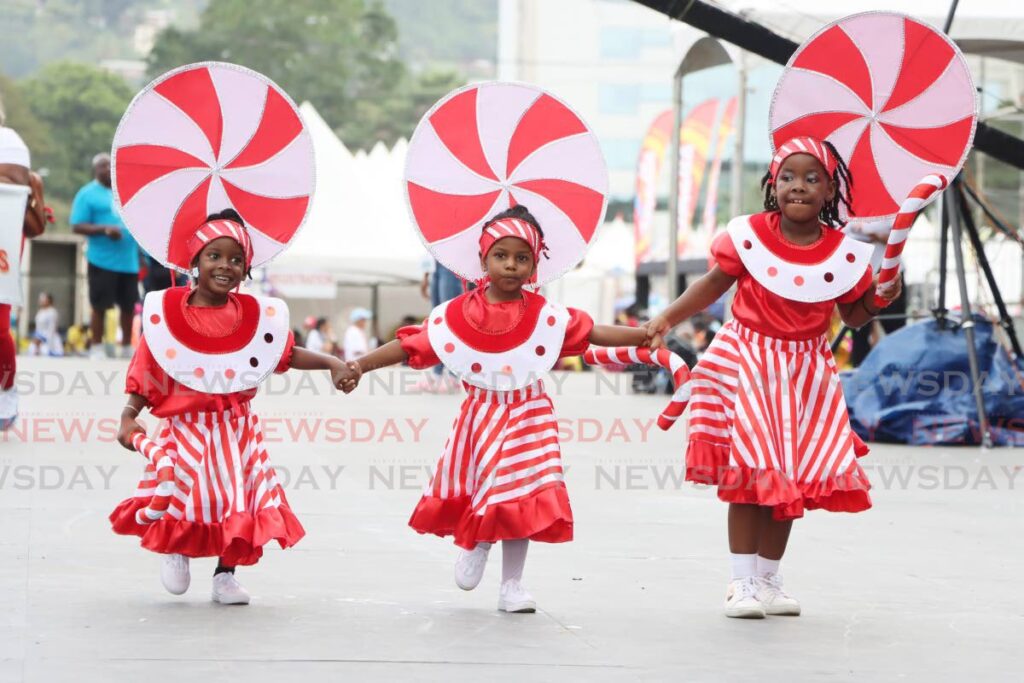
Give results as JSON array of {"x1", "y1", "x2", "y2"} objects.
[
  {"x1": 713, "y1": 212, "x2": 873, "y2": 340},
  {"x1": 127, "y1": 291, "x2": 294, "y2": 417},
  {"x1": 397, "y1": 288, "x2": 593, "y2": 371}
]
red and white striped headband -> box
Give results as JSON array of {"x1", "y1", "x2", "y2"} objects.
[
  {"x1": 479, "y1": 218, "x2": 545, "y2": 263},
  {"x1": 187, "y1": 219, "x2": 254, "y2": 268},
  {"x1": 769, "y1": 136, "x2": 837, "y2": 183}
]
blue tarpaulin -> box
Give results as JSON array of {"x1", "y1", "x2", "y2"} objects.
[{"x1": 842, "y1": 317, "x2": 1024, "y2": 446}]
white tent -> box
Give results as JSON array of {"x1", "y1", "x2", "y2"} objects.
[{"x1": 269, "y1": 103, "x2": 426, "y2": 286}]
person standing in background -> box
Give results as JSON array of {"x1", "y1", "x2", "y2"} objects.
[
  {"x1": 34, "y1": 291, "x2": 62, "y2": 356},
  {"x1": 0, "y1": 101, "x2": 49, "y2": 430},
  {"x1": 71, "y1": 152, "x2": 141, "y2": 360},
  {"x1": 343, "y1": 308, "x2": 373, "y2": 361}
]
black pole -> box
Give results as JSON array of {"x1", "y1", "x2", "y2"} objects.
[
  {"x1": 942, "y1": 0, "x2": 961, "y2": 32},
  {"x1": 935, "y1": 192, "x2": 951, "y2": 329},
  {"x1": 948, "y1": 187, "x2": 993, "y2": 447},
  {"x1": 954, "y1": 181, "x2": 1024, "y2": 358}
]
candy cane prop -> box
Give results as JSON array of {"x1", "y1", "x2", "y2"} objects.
[
  {"x1": 583, "y1": 347, "x2": 691, "y2": 431},
  {"x1": 131, "y1": 431, "x2": 176, "y2": 525},
  {"x1": 874, "y1": 175, "x2": 948, "y2": 308}
]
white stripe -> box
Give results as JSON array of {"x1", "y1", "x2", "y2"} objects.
[{"x1": 485, "y1": 471, "x2": 564, "y2": 507}]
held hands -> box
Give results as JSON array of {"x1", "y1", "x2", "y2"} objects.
[
  {"x1": 331, "y1": 360, "x2": 362, "y2": 394},
  {"x1": 641, "y1": 314, "x2": 671, "y2": 350},
  {"x1": 117, "y1": 416, "x2": 146, "y2": 451}
]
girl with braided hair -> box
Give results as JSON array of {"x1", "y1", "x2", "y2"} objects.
[{"x1": 643, "y1": 137, "x2": 901, "y2": 619}]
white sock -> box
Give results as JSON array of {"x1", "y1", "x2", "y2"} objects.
[
  {"x1": 757, "y1": 556, "x2": 781, "y2": 577},
  {"x1": 730, "y1": 553, "x2": 757, "y2": 580},
  {"x1": 472, "y1": 542, "x2": 492, "y2": 553},
  {"x1": 501, "y1": 539, "x2": 529, "y2": 583}
]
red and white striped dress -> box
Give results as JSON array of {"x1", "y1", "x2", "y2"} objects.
[
  {"x1": 110, "y1": 294, "x2": 304, "y2": 566},
  {"x1": 399, "y1": 289, "x2": 592, "y2": 549},
  {"x1": 688, "y1": 213, "x2": 874, "y2": 520}
]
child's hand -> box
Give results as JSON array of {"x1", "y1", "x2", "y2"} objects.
[
  {"x1": 642, "y1": 315, "x2": 671, "y2": 350},
  {"x1": 331, "y1": 360, "x2": 361, "y2": 393},
  {"x1": 875, "y1": 277, "x2": 902, "y2": 303},
  {"x1": 117, "y1": 417, "x2": 146, "y2": 451}
]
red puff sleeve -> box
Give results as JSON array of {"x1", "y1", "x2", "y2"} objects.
[
  {"x1": 274, "y1": 330, "x2": 296, "y2": 373},
  {"x1": 837, "y1": 265, "x2": 874, "y2": 304},
  {"x1": 710, "y1": 230, "x2": 746, "y2": 277},
  {"x1": 125, "y1": 336, "x2": 167, "y2": 405},
  {"x1": 397, "y1": 322, "x2": 440, "y2": 369},
  {"x1": 559, "y1": 308, "x2": 594, "y2": 358}
]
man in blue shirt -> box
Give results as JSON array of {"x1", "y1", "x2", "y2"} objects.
[{"x1": 71, "y1": 152, "x2": 141, "y2": 359}]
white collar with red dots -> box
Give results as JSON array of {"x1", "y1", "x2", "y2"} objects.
[
  {"x1": 142, "y1": 288, "x2": 290, "y2": 394},
  {"x1": 426, "y1": 292, "x2": 569, "y2": 391},
  {"x1": 726, "y1": 213, "x2": 874, "y2": 303}
]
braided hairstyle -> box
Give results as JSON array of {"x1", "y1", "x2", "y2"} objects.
[{"x1": 760, "y1": 140, "x2": 854, "y2": 227}]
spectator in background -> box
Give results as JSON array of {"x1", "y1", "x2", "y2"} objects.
[
  {"x1": 0, "y1": 109, "x2": 49, "y2": 430},
  {"x1": 33, "y1": 291, "x2": 62, "y2": 356},
  {"x1": 71, "y1": 152, "x2": 141, "y2": 360},
  {"x1": 418, "y1": 256, "x2": 463, "y2": 392},
  {"x1": 141, "y1": 252, "x2": 187, "y2": 295},
  {"x1": 343, "y1": 308, "x2": 372, "y2": 361},
  {"x1": 304, "y1": 316, "x2": 334, "y2": 355}
]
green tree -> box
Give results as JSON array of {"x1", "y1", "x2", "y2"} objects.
[
  {"x1": 0, "y1": 72, "x2": 53, "y2": 164},
  {"x1": 146, "y1": 0, "x2": 464, "y2": 150},
  {"x1": 20, "y1": 61, "x2": 134, "y2": 203}
]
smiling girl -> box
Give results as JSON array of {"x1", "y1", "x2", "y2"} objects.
[
  {"x1": 111, "y1": 209, "x2": 357, "y2": 605},
  {"x1": 643, "y1": 137, "x2": 901, "y2": 619},
  {"x1": 343, "y1": 205, "x2": 645, "y2": 613}
]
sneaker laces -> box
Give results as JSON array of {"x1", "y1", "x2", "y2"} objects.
[
  {"x1": 458, "y1": 546, "x2": 489, "y2": 572},
  {"x1": 502, "y1": 578, "x2": 530, "y2": 600},
  {"x1": 730, "y1": 577, "x2": 759, "y2": 601},
  {"x1": 758, "y1": 573, "x2": 790, "y2": 599}
]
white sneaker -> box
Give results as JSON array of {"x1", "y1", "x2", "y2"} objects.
[
  {"x1": 454, "y1": 543, "x2": 491, "y2": 591},
  {"x1": 160, "y1": 553, "x2": 190, "y2": 595},
  {"x1": 498, "y1": 579, "x2": 537, "y2": 613},
  {"x1": 724, "y1": 577, "x2": 766, "y2": 618},
  {"x1": 756, "y1": 573, "x2": 801, "y2": 616},
  {"x1": 211, "y1": 572, "x2": 251, "y2": 605}
]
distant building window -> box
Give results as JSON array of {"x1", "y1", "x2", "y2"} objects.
[
  {"x1": 599, "y1": 84, "x2": 641, "y2": 115},
  {"x1": 599, "y1": 83, "x2": 671, "y2": 115},
  {"x1": 599, "y1": 27, "x2": 672, "y2": 59},
  {"x1": 602, "y1": 139, "x2": 642, "y2": 171}
]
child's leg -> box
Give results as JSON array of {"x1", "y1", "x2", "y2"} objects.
[
  {"x1": 215, "y1": 558, "x2": 235, "y2": 575},
  {"x1": 724, "y1": 504, "x2": 766, "y2": 618},
  {"x1": 753, "y1": 509, "x2": 800, "y2": 615},
  {"x1": 498, "y1": 540, "x2": 535, "y2": 613},
  {"x1": 501, "y1": 539, "x2": 529, "y2": 583},
  {"x1": 727, "y1": 503, "x2": 762, "y2": 578},
  {"x1": 756, "y1": 507, "x2": 793, "y2": 570}
]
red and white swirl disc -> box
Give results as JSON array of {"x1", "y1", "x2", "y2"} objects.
[
  {"x1": 770, "y1": 12, "x2": 977, "y2": 222},
  {"x1": 404, "y1": 82, "x2": 609, "y2": 286},
  {"x1": 111, "y1": 62, "x2": 315, "y2": 271}
]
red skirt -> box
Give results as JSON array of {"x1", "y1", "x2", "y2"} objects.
[
  {"x1": 409, "y1": 380, "x2": 573, "y2": 549},
  {"x1": 110, "y1": 406, "x2": 305, "y2": 566},
  {"x1": 685, "y1": 321, "x2": 871, "y2": 520}
]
